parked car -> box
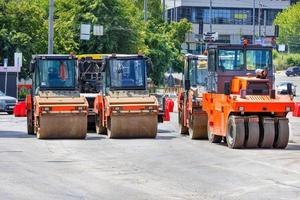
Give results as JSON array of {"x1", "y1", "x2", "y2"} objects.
[
  {"x1": 0, "y1": 91, "x2": 17, "y2": 114},
  {"x1": 285, "y1": 66, "x2": 300, "y2": 76},
  {"x1": 276, "y1": 82, "x2": 297, "y2": 96}
]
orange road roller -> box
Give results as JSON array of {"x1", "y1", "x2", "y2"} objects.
[
  {"x1": 201, "y1": 44, "x2": 295, "y2": 149},
  {"x1": 26, "y1": 55, "x2": 88, "y2": 139},
  {"x1": 94, "y1": 54, "x2": 159, "y2": 138}
]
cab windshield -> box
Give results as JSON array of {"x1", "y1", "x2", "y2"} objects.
[
  {"x1": 189, "y1": 59, "x2": 208, "y2": 86},
  {"x1": 218, "y1": 49, "x2": 272, "y2": 71},
  {"x1": 36, "y1": 60, "x2": 76, "y2": 89},
  {"x1": 108, "y1": 58, "x2": 146, "y2": 89},
  {"x1": 246, "y1": 50, "x2": 272, "y2": 70}
]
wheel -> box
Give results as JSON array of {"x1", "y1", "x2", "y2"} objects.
[
  {"x1": 178, "y1": 111, "x2": 188, "y2": 135},
  {"x1": 7, "y1": 111, "x2": 13, "y2": 115},
  {"x1": 245, "y1": 116, "x2": 260, "y2": 148},
  {"x1": 208, "y1": 121, "x2": 222, "y2": 143},
  {"x1": 273, "y1": 118, "x2": 289, "y2": 149},
  {"x1": 188, "y1": 114, "x2": 208, "y2": 139},
  {"x1": 226, "y1": 116, "x2": 245, "y2": 149},
  {"x1": 259, "y1": 117, "x2": 275, "y2": 148},
  {"x1": 95, "y1": 114, "x2": 107, "y2": 134},
  {"x1": 27, "y1": 111, "x2": 35, "y2": 135}
]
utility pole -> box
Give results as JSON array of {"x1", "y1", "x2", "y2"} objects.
[
  {"x1": 48, "y1": 0, "x2": 54, "y2": 54},
  {"x1": 258, "y1": 1, "x2": 262, "y2": 38},
  {"x1": 174, "y1": 0, "x2": 176, "y2": 22},
  {"x1": 162, "y1": 0, "x2": 166, "y2": 22},
  {"x1": 252, "y1": 0, "x2": 256, "y2": 44},
  {"x1": 144, "y1": 0, "x2": 148, "y2": 22},
  {"x1": 209, "y1": 0, "x2": 212, "y2": 32},
  {"x1": 263, "y1": 9, "x2": 267, "y2": 36}
]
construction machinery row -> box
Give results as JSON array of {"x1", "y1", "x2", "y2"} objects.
[
  {"x1": 178, "y1": 44, "x2": 296, "y2": 149},
  {"x1": 26, "y1": 53, "x2": 168, "y2": 139},
  {"x1": 26, "y1": 43, "x2": 297, "y2": 150}
]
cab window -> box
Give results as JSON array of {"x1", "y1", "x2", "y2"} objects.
[
  {"x1": 218, "y1": 50, "x2": 244, "y2": 70},
  {"x1": 246, "y1": 50, "x2": 271, "y2": 70}
]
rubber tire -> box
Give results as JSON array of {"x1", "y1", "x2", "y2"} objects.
[
  {"x1": 208, "y1": 122, "x2": 222, "y2": 143},
  {"x1": 226, "y1": 116, "x2": 245, "y2": 149},
  {"x1": 273, "y1": 118, "x2": 289, "y2": 149},
  {"x1": 27, "y1": 111, "x2": 35, "y2": 135},
  {"x1": 178, "y1": 111, "x2": 188, "y2": 135},
  {"x1": 95, "y1": 114, "x2": 107, "y2": 135},
  {"x1": 245, "y1": 116, "x2": 260, "y2": 148},
  {"x1": 259, "y1": 117, "x2": 275, "y2": 148},
  {"x1": 189, "y1": 114, "x2": 208, "y2": 140}
]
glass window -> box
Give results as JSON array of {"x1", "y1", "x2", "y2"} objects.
[
  {"x1": 108, "y1": 59, "x2": 146, "y2": 89},
  {"x1": 189, "y1": 58, "x2": 208, "y2": 86},
  {"x1": 246, "y1": 50, "x2": 272, "y2": 70},
  {"x1": 218, "y1": 50, "x2": 244, "y2": 70},
  {"x1": 37, "y1": 60, "x2": 75, "y2": 89}
]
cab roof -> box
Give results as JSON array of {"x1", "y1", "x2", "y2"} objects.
[
  {"x1": 32, "y1": 54, "x2": 76, "y2": 60},
  {"x1": 208, "y1": 44, "x2": 273, "y2": 50}
]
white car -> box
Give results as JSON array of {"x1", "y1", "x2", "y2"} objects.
[{"x1": 276, "y1": 82, "x2": 297, "y2": 96}]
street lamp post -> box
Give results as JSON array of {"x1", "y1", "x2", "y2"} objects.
[
  {"x1": 144, "y1": 0, "x2": 148, "y2": 22},
  {"x1": 209, "y1": 0, "x2": 212, "y2": 32},
  {"x1": 252, "y1": 0, "x2": 256, "y2": 44},
  {"x1": 48, "y1": 0, "x2": 54, "y2": 54},
  {"x1": 162, "y1": 0, "x2": 166, "y2": 22}
]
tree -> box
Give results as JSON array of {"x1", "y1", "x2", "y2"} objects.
[
  {"x1": 274, "y1": 2, "x2": 300, "y2": 53},
  {"x1": 0, "y1": 0, "x2": 48, "y2": 79}
]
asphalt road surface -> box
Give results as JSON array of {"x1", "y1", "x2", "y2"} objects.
[{"x1": 0, "y1": 72, "x2": 300, "y2": 200}]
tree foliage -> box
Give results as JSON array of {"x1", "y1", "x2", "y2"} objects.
[
  {"x1": 274, "y1": 2, "x2": 300, "y2": 53},
  {"x1": 0, "y1": 0, "x2": 191, "y2": 84}
]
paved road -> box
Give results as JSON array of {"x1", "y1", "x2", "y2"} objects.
[{"x1": 0, "y1": 73, "x2": 300, "y2": 200}]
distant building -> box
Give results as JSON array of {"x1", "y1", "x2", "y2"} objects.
[
  {"x1": 166, "y1": 0, "x2": 291, "y2": 44},
  {"x1": 290, "y1": 0, "x2": 299, "y2": 4}
]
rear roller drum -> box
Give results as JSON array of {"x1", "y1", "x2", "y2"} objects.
[
  {"x1": 178, "y1": 111, "x2": 188, "y2": 135},
  {"x1": 259, "y1": 117, "x2": 275, "y2": 148},
  {"x1": 273, "y1": 118, "x2": 289, "y2": 149},
  {"x1": 208, "y1": 122, "x2": 222, "y2": 143},
  {"x1": 107, "y1": 114, "x2": 157, "y2": 139},
  {"x1": 226, "y1": 116, "x2": 245, "y2": 149},
  {"x1": 245, "y1": 116, "x2": 260, "y2": 148},
  {"x1": 188, "y1": 114, "x2": 208, "y2": 140}
]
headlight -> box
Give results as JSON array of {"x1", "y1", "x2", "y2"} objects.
[{"x1": 239, "y1": 106, "x2": 245, "y2": 112}]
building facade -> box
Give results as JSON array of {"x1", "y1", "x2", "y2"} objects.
[{"x1": 166, "y1": 0, "x2": 291, "y2": 44}]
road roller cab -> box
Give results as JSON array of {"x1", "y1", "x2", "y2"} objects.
[
  {"x1": 202, "y1": 44, "x2": 295, "y2": 149},
  {"x1": 94, "y1": 54, "x2": 159, "y2": 138},
  {"x1": 178, "y1": 54, "x2": 209, "y2": 139},
  {"x1": 77, "y1": 54, "x2": 107, "y2": 130},
  {"x1": 26, "y1": 55, "x2": 88, "y2": 139}
]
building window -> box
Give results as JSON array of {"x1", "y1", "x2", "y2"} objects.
[{"x1": 174, "y1": 7, "x2": 281, "y2": 26}]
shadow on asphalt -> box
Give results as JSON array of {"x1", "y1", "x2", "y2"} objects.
[
  {"x1": 156, "y1": 135, "x2": 177, "y2": 140},
  {"x1": 158, "y1": 129, "x2": 174, "y2": 133},
  {"x1": 0, "y1": 131, "x2": 34, "y2": 138},
  {"x1": 285, "y1": 144, "x2": 300, "y2": 151}
]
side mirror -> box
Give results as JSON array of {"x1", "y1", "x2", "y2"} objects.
[
  {"x1": 287, "y1": 83, "x2": 293, "y2": 95},
  {"x1": 224, "y1": 82, "x2": 231, "y2": 95},
  {"x1": 29, "y1": 61, "x2": 36, "y2": 73},
  {"x1": 184, "y1": 79, "x2": 191, "y2": 90}
]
